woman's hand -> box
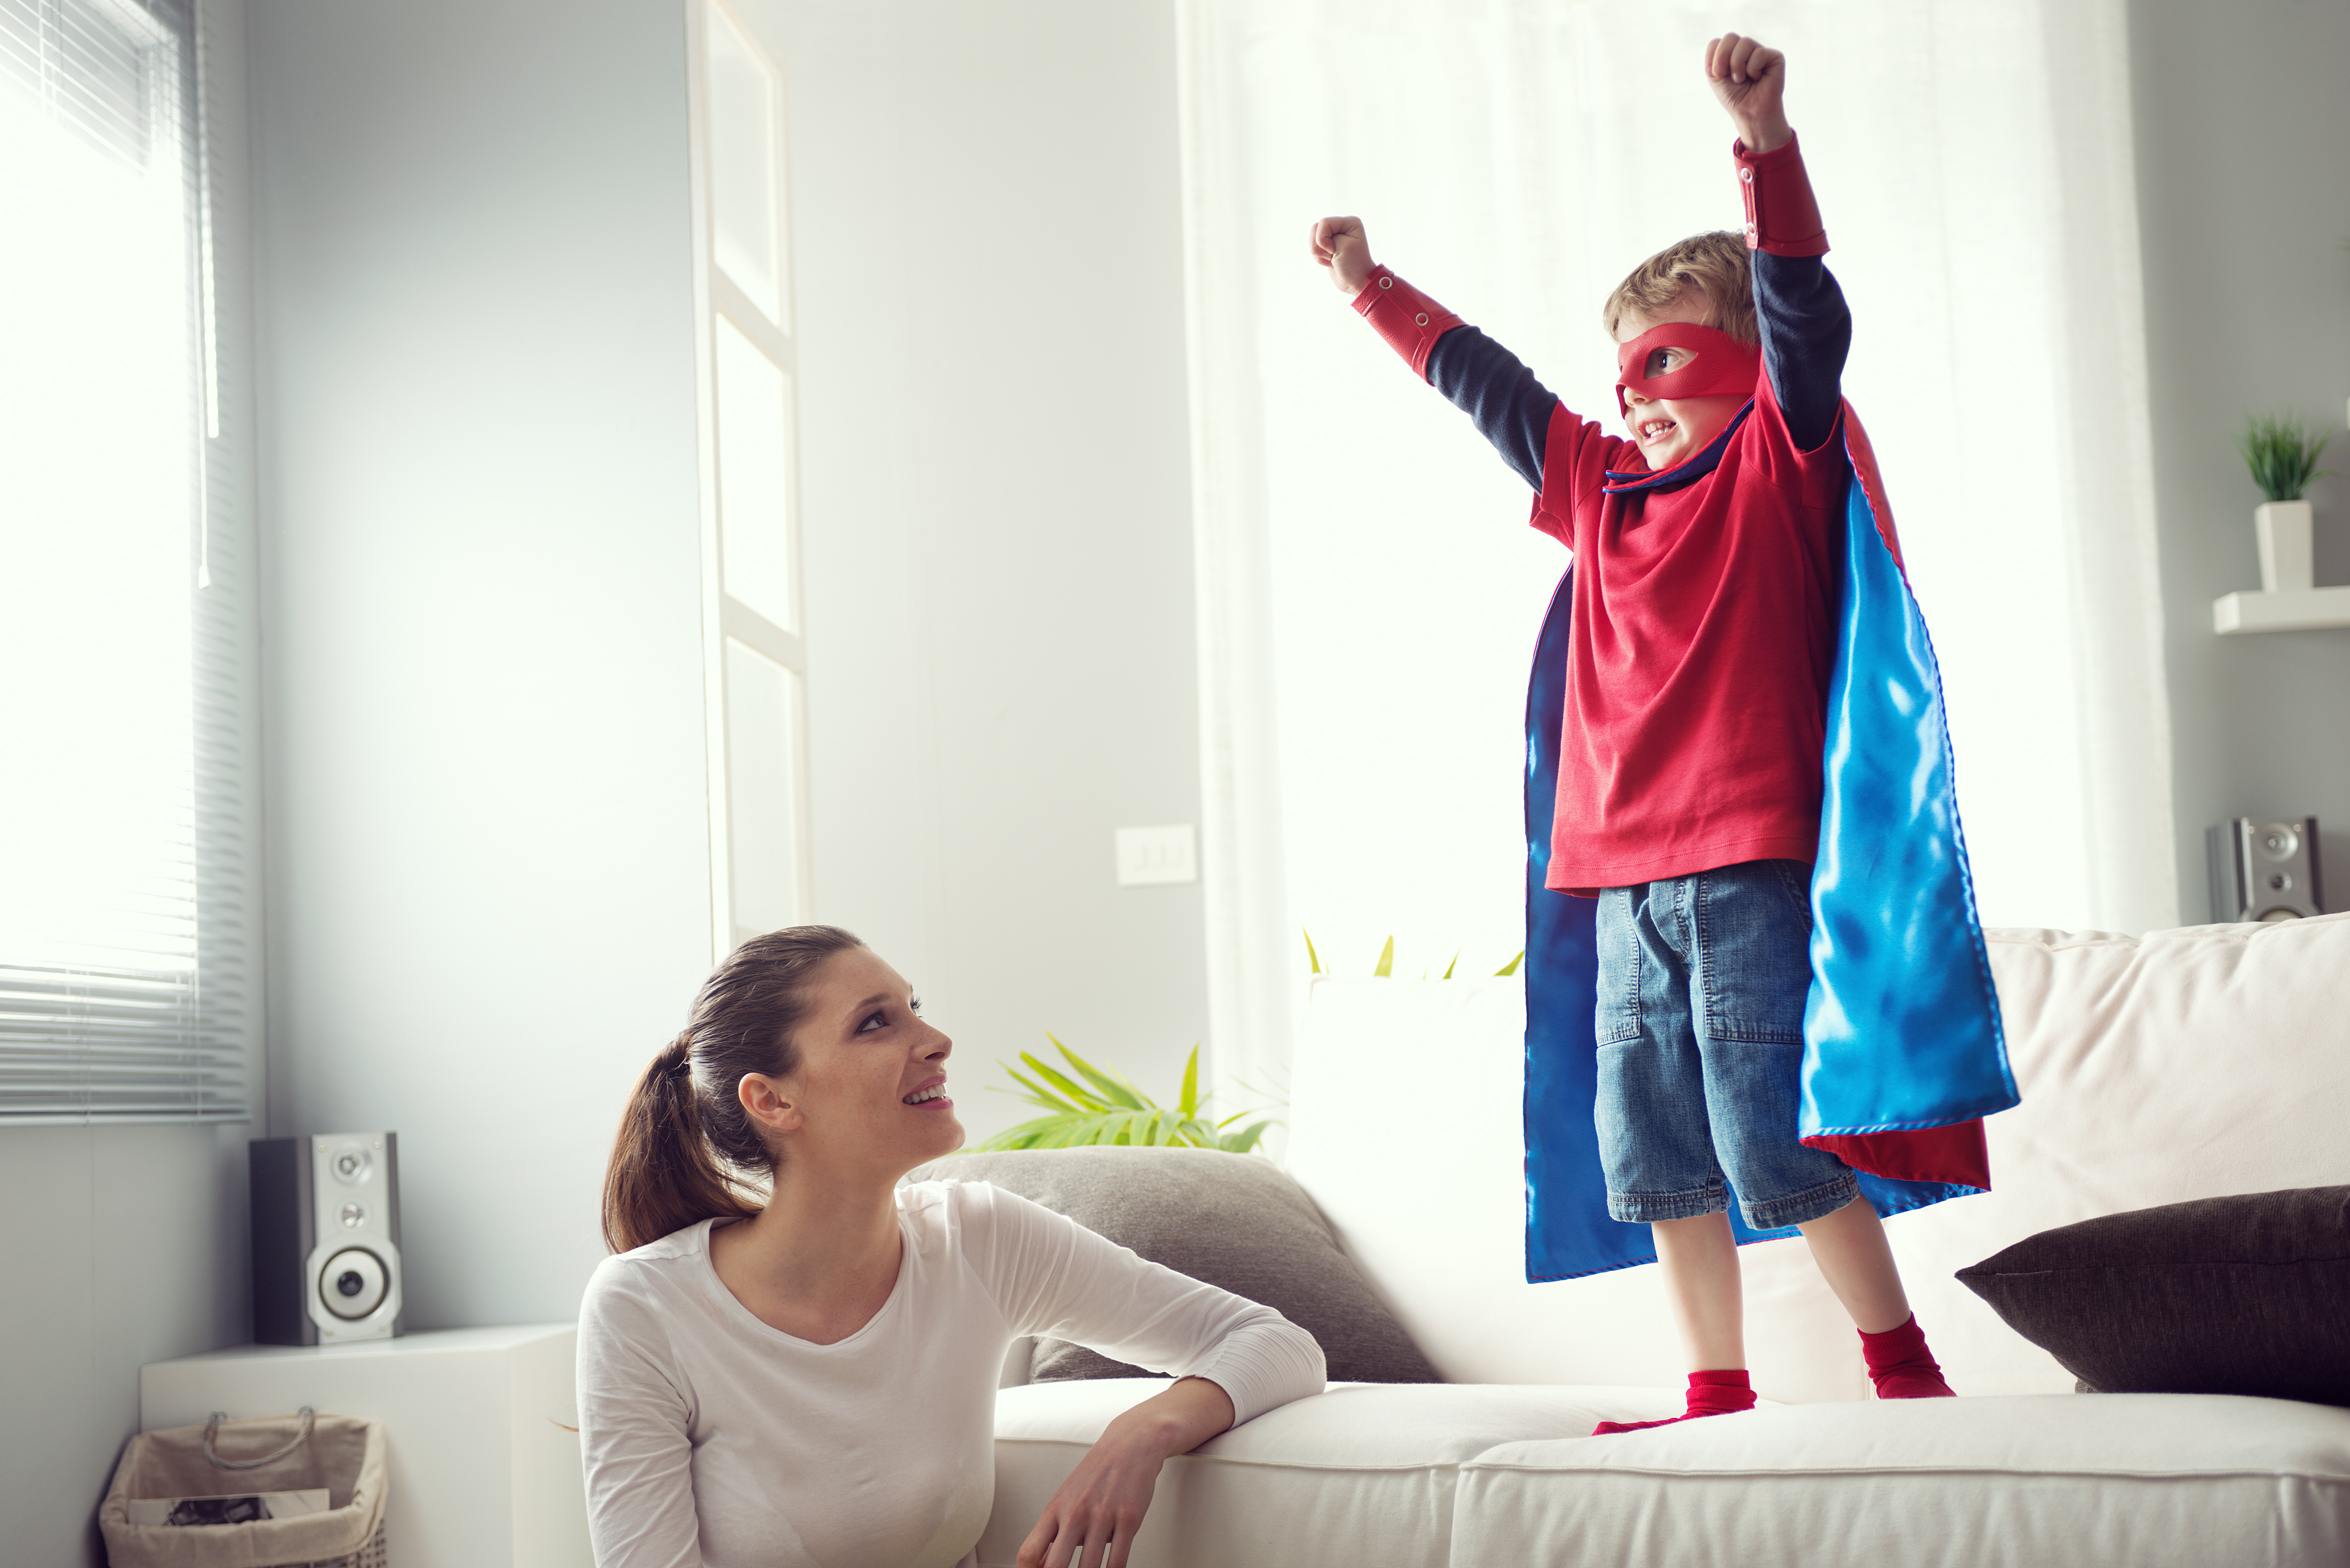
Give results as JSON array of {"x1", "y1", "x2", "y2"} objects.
[
  {"x1": 1704, "y1": 32, "x2": 1792, "y2": 154},
  {"x1": 1016, "y1": 1376, "x2": 1236, "y2": 1568},
  {"x1": 1309, "y1": 216, "x2": 1375, "y2": 296}
]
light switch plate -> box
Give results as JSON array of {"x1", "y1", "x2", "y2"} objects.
[{"x1": 1115, "y1": 824, "x2": 1197, "y2": 887}]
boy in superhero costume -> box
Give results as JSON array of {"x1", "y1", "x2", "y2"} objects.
[{"x1": 1311, "y1": 34, "x2": 2016, "y2": 1431}]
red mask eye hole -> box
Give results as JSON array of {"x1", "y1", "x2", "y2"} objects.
[{"x1": 1643, "y1": 348, "x2": 1674, "y2": 378}]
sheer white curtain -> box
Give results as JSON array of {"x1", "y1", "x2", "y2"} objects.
[{"x1": 1178, "y1": 0, "x2": 2175, "y2": 1105}]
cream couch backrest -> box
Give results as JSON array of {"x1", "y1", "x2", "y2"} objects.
[{"x1": 1284, "y1": 913, "x2": 2350, "y2": 1405}]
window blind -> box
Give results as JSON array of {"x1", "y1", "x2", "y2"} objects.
[{"x1": 0, "y1": 0, "x2": 259, "y2": 1123}]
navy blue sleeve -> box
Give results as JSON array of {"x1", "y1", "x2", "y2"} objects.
[
  {"x1": 1751, "y1": 251, "x2": 1851, "y2": 453},
  {"x1": 1422, "y1": 325, "x2": 1559, "y2": 492}
]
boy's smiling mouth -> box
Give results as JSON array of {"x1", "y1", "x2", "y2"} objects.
[{"x1": 1639, "y1": 417, "x2": 1678, "y2": 443}]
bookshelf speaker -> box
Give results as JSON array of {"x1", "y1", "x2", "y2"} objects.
[
  {"x1": 249, "y1": 1132, "x2": 404, "y2": 1345},
  {"x1": 2208, "y1": 817, "x2": 2324, "y2": 924}
]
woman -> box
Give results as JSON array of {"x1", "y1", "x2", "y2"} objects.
[{"x1": 579, "y1": 925, "x2": 1324, "y2": 1568}]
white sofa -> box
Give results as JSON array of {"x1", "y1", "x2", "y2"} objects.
[{"x1": 978, "y1": 914, "x2": 2350, "y2": 1566}]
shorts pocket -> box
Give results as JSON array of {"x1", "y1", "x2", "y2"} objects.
[
  {"x1": 1696, "y1": 862, "x2": 1811, "y2": 1043},
  {"x1": 1593, "y1": 887, "x2": 1643, "y2": 1043}
]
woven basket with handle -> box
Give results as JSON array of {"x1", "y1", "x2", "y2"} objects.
[{"x1": 98, "y1": 1407, "x2": 388, "y2": 1568}]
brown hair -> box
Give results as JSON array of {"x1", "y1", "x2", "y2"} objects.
[
  {"x1": 1602, "y1": 230, "x2": 1758, "y2": 346},
  {"x1": 601, "y1": 924, "x2": 868, "y2": 1252}
]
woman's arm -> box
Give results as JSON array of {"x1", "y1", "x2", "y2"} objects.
[
  {"x1": 974, "y1": 1186, "x2": 1325, "y2": 1423},
  {"x1": 969, "y1": 1186, "x2": 1326, "y2": 1567},
  {"x1": 577, "y1": 1275, "x2": 704, "y2": 1568},
  {"x1": 1014, "y1": 1376, "x2": 1235, "y2": 1568}
]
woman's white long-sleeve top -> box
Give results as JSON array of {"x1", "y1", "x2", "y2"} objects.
[{"x1": 576, "y1": 1179, "x2": 1326, "y2": 1568}]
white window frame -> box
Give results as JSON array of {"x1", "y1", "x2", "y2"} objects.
[{"x1": 687, "y1": 0, "x2": 812, "y2": 959}]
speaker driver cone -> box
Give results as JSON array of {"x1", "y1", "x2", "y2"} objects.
[{"x1": 319, "y1": 1247, "x2": 388, "y2": 1319}]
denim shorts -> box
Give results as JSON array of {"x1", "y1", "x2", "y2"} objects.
[{"x1": 1593, "y1": 859, "x2": 1859, "y2": 1232}]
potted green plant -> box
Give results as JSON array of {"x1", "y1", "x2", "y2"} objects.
[{"x1": 2236, "y1": 413, "x2": 2338, "y2": 595}]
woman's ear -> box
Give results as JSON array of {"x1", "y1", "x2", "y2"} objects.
[{"x1": 738, "y1": 1073, "x2": 803, "y2": 1137}]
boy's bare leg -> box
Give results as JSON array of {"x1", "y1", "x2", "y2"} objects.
[
  {"x1": 1799, "y1": 1195, "x2": 1955, "y2": 1397},
  {"x1": 1653, "y1": 1211, "x2": 1746, "y2": 1368},
  {"x1": 1592, "y1": 1213, "x2": 1756, "y2": 1432},
  {"x1": 1795, "y1": 1195, "x2": 1909, "y2": 1333}
]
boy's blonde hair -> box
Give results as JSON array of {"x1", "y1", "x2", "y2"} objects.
[{"x1": 1602, "y1": 230, "x2": 1757, "y2": 346}]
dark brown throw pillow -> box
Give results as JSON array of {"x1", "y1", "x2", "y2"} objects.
[
  {"x1": 1956, "y1": 1185, "x2": 2350, "y2": 1406},
  {"x1": 906, "y1": 1146, "x2": 1440, "y2": 1384}
]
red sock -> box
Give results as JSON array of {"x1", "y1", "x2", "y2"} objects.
[
  {"x1": 1861, "y1": 1314, "x2": 1956, "y2": 1398},
  {"x1": 1592, "y1": 1369, "x2": 1755, "y2": 1435}
]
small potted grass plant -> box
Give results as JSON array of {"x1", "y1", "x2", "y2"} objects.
[{"x1": 2236, "y1": 413, "x2": 2338, "y2": 595}]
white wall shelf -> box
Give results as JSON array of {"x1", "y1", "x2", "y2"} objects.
[
  {"x1": 2213, "y1": 584, "x2": 2350, "y2": 633},
  {"x1": 2214, "y1": 499, "x2": 2350, "y2": 633}
]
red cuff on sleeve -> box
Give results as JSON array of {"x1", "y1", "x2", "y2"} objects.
[
  {"x1": 1734, "y1": 134, "x2": 1828, "y2": 257},
  {"x1": 1352, "y1": 267, "x2": 1464, "y2": 380}
]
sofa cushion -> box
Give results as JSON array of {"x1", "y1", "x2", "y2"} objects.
[
  {"x1": 984, "y1": 1379, "x2": 1679, "y2": 1568},
  {"x1": 909, "y1": 1147, "x2": 1439, "y2": 1384},
  {"x1": 1956, "y1": 1185, "x2": 2350, "y2": 1405},
  {"x1": 1453, "y1": 1394, "x2": 2350, "y2": 1567}
]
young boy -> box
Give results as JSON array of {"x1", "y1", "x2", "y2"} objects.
[{"x1": 1312, "y1": 34, "x2": 1981, "y2": 1432}]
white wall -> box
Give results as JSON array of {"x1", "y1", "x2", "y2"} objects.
[
  {"x1": 749, "y1": 0, "x2": 1214, "y2": 1144},
  {"x1": 248, "y1": 0, "x2": 716, "y2": 1326},
  {"x1": 2130, "y1": 0, "x2": 2350, "y2": 913}
]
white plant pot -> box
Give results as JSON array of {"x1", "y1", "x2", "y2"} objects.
[{"x1": 2254, "y1": 500, "x2": 2315, "y2": 593}]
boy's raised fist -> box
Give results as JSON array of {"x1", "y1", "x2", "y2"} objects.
[
  {"x1": 1309, "y1": 216, "x2": 1375, "y2": 297},
  {"x1": 1704, "y1": 33, "x2": 1792, "y2": 154}
]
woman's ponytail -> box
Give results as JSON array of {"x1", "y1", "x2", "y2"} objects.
[
  {"x1": 601, "y1": 1030, "x2": 756, "y2": 1252},
  {"x1": 599, "y1": 925, "x2": 868, "y2": 1252}
]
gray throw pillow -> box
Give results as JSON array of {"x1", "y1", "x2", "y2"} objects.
[
  {"x1": 906, "y1": 1146, "x2": 1440, "y2": 1384},
  {"x1": 1956, "y1": 1185, "x2": 2350, "y2": 1406}
]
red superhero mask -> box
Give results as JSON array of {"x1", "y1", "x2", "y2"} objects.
[{"x1": 1614, "y1": 322, "x2": 1763, "y2": 420}]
